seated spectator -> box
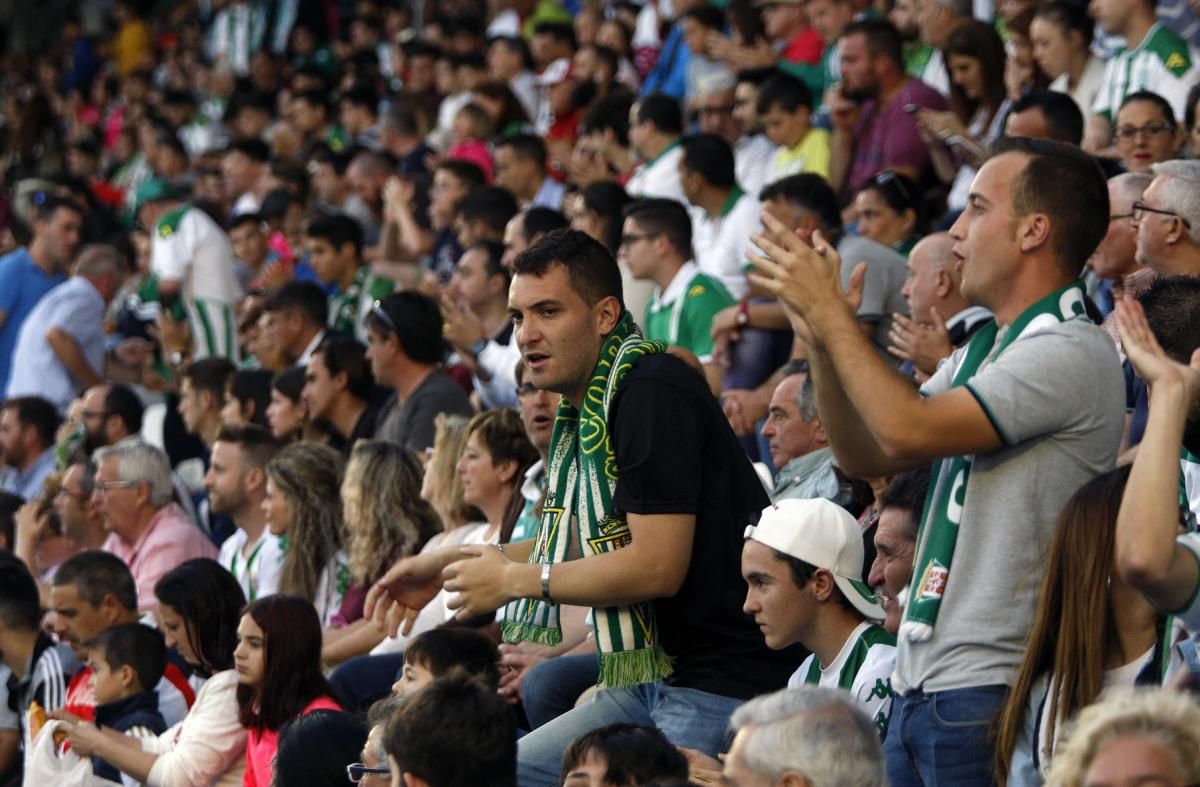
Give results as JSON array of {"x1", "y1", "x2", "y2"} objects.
[
  {"x1": 742, "y1": 498, "x2": 894, "y2": 733},
  {"x1": 494, "y1": 134, "x2": 567, "y2": 211},
  {"x1": 305, "y1": 214, "x2": 395, "y2": 344},
  {"x1": 560, "y1": 724, "x2": 688, "y2": 787},
  {"x1": 355, "y1": 695, "x2": 404, "y2": 787},
  {"x1": 454, "y1": 186, "x2": 520, "y2": 249},
  {"x1": 94, "y1": 440, "x2": 217, "y2": 610},
  {"x1": 235, "y1": 595, "x2": 342, "y2": 787},
  {"x1": 53, "y1": 551, "x2": 194, "y2": 726},
  {"x1": 867, "y1": 467, "x2": 928, "y2": 635},
  {"x1": 1045, "y1": 687, "x2": 1200, "y2": 787},
  {"x1": 1091, "y1": 173, "x2": 1153, "y2": 347},
  {"x1": 678, "y1": 6, "x2": 730, "y2": 105},
  {"x1": 262, "y1": 282, "x2": 330, "y2": 368},
  {"x1": 220, "y1": 369, "x2": 273, "y2": 429},
  {"x1": 423, "y1": 160, "x2": 488, "y2": 286},
  {"x1": 1133, "y1": 161, "x2": 1200, "y2": 278},
  {"x1": 179, "y1": 357, "x2": 236, "y2": 448},
  {"x1": 1113, "y1": 91, "x2": 1182, "y2": 175},
  {"x1": 1003, "y1": 89, "x2": 1085, "y2": 144},
  {"x1": 761, "y1": 365, "x2": 843, "y2": 503},
  {"x1": 79, "y1": 383, "x2": 143, "y2": 456},
  {"x1": 85, "y1": 623, "x2": 169, "y2": 785},
  {"x1": 227, "y1": 213, "x2": 278, "y2": 293},
  {"x1": 1029, "y1": 2, "x2": 1104, "y2": 117},
  {"x1": 263, "y1": 443, "x2": 351, "y2": 626},
  {"x1": 758, "y1": 71, "x2": 830, "y2": 183},
  {"x1": 0, "y1": 553, "x2": 79, "y2": 749},
  {"x1": 65, "y1": 558, "x2": 249, "y2": 785},
  {"x1": 391, "y1": 628, "x2": 501, "y2": 697},
  {"x1": 382, "y1": 671, "x2": 517, "y2": 787},
  {"x1": 273, "y1": 709, "x2": 368, "y2": 787},
  {"x1": 626, "y1": 93, "x2": 686, "y2": 203},
  {"x1": 0, "y1": 396, "x2": 61, "y2": 500},
  {"x1": 303, "y1": 335, "x2": 381, "y2": 452},
  {"x1": 447, "y1": 103, "x2": 496, "y2": 183},
  {"x1": 852, "y1": 171, "x2": 926, "y2": 258},
  {"x1": 444, "y1": 240, "x2": 521, "y2": 409},
  {"x1": 502, "y1": 207, "x2": 569, "y2": 270},
  {"x1": 265, "y1": 366, "x2": 312, "y2": 443}
]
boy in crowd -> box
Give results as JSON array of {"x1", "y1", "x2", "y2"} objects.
[
  {"x1": 758, "y1": 71, "x2": 831, "y2": 182},
  {"x1": 86, "y1": 624, "x2": 168, "y2": 786},
  {"x1": 390, "y1": 628, "x2": 501, "y2": 698},
  {"x1": 305, "y1": 213, "x2": 395, "y2": 343}
]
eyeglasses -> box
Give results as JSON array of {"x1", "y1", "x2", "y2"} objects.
[
  {"x1": 1109, "y1": 213, "x2": 1135, "y2": 222},
  {"x1": 94, "y1": 479, "x2": 142, "y2": 494},
  {"x1": 1114, "y1": 122, "x2": 1175, "y2": 141},
  {"x1": 619, "y1": 233, "x2": 655, "y2": 247},
  {"x1": 874, "y1": 170, "x2": 913, "y2": 206},
  {"x1": 697, "y1": 104, "x2": 735, "y2": 116},
  {"x1": 1132, "y1": 201, "x2": 1192, "y2": 229},
  {"x1": 346, "y1": 763, "x2": 391, "y2": 784},
  {"x1": 371, "y1": 300, "x2": 398, "y2": 334}
]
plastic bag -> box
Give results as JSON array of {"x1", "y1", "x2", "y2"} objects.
[{"x1": 21, "y1": 719, "x2": 93, "y2": 787}]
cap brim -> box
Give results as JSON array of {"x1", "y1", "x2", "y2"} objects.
[{"x1": 835, "y1": 575, "x2": 885, "y2": 621}]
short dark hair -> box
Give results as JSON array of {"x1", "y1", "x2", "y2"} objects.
[
  {"x1": 383, "y1": 671, "x2": 517, "y2": 787},
  {"x1": 513, "y1": 228, "x2": 624, "y2": 308},
  {"x1": 759, "y1": 174, "x2": 844, "y2": 238},
  {"x1": 227, "y1": 212, "x2": 263, "y2": 233},
  {"x1": 521, "y1": 207, "x2": 569, "y2": 241},
  {"x1": 225, "y1": 137, "x2": 271, "y2": 163},
  {"x1": 581, "y1": 93, "x2": 634, "y2": 146},
  {"x1": 272, "y1": 365, "x2": 308, "y2": 403},
  {"x1": 532, "y1": 20, "x2": 576, "y2": 48},
  {"x1": 842, "y1": 18, "x2": 904, "y2": 67},
  {"x1": 490, "y1": 35, "x2": 533, "y2": 71},
  {"x1": 292, "y1": 89, "x2": 330, "y2": 113},
  {"x1": 681, "y1": 4, "x2": 725, "y2": 30},
  {"x1": 0, "y1": 553, "x2": 41, "y2": 631},
  {"x1": 313, "y1": 335, "x2": 375, "y2": 401},
  {"x1": 457, "y1": 186, "x2": 519, "y2": 236},
  {"x1": 53, "y1": 550, "x2": 138, "y2": 611},
  {"x1": 635, "y1": 93, "x2": 684, "y2": 135},
  {"x1": 404, "y1": 628, "x2": 501, "y2": 690},
  {"x1": 772, "y1": 550, "x2": 857, "y2": 613},
  {"x1": 436, "y1": 159, "x2": 488, "y2": 189},
  {"x1": 214, "y1": 423, "x2": 283, "y2": 470},
  {"x1": 469, "y1": 239, "x2": 509, "y2": 283},
  {"x1": 757, "y1": 71, "x2": 814, "y2": 115},
  {"x1": 679, "y1": 133, "x2": 736, "y2": 189},
  {"x1": 182, "y1": 357, "x2": 237, "y2": 402},
  {"x1": 263, "y1": 281, "x2": 329, "y2": 326},
  {"x1": 1140, "y1": 276, "x2": 1200, "y2": 363},
  {"x1": 2, "y1": 396, "x2": 62, "y2": 447},
  {"x1": 306, "y1": 213, "x2": 364, "y2": 257},
  {"x1": 1007, "y1": 90, "x2": 1085, "y2": 145},
  {"x1": 366, "y1": 291, "x2": 445, "y2": 365},
  {"x1": 275, "y1": 710, "x2": 368, "y2": 787},
  {"x1": 228, "y1": 369, "x2": 275, "y2": 429},
  {"x1": 624, "y1": 198, "x2": 693, "y2": 259},
  {"x1": 259, "y1": 188, "x2": 303, "y2": 223},
  {"x1": 154, "y1": 558, "x2": 245, "y2": 675},
  {"x1": 494, "y1": 133, "x2": 548, "y2": 169},
  {"x1": 989, "y1": 136, "x2": 1108, "y2": 275},
  {"x1": 877, "y1": 466, "x2": 931, "y2": 540},
  {"x1": 561, "y1": 724, "x2": 689, "y2": 786},
  {"x1": 85, "y1": 623, "x2": 167, "y2": 692},
  {"x1": 340, "y1": 84, "x2": 378, "y2": 114},
  {"x1": 35, "y1": 195, "x2": 85, "y2": 224},
  {"x1": 1117, "y1": 90, "x2": 1177, "y2": 128}
]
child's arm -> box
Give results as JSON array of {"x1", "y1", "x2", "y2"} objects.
[{"x1": 66, "y1": 723, "x2": 159, "y2": 783}]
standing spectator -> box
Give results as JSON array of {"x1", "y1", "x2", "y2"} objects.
[
  {"x1": 305, "y1": 214, "x2": 394, "y2": 345},
  {"x1": 1030, "y1": 2, "x2": 1105, "y2": 117},
  {"x1": 94, "y1": 440, "x2": 218, "y2": 610},
  {"x1": 747, "y1": 137, "x2": 1124, "y2": 784},
  {"x1": 303, "y1": 336, "x2": 380, "y2": 451},
  {"x1": 6, "y1": 245, "x2": 125, "y2": 410},
  {"x1": 0, "y1": 196, "x2": 83, "y2": 393},
  {"x1": 639, "y1": 0, "x2": 696, "y2": 100},
  {"x1": 0, "y1": 397, "x2": 60, "y2": 500},
  {"x1": 626, "y1": 94, "x2": 687, "y2": 203}
]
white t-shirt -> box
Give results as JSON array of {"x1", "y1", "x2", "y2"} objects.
[
  {"x1": 692, "y1": 188, "x2": 760, "y2": 300},
  {"x1": 218, "y1": 528, "x2": 285, "y2": 604},
  {"x1": 788, "y1": 622, "x2": 897, "y2": 737},
  {"x1": 626, "y1": 143, "x2": 686, "y2": 204},
  {"x1": 314, "y1": 549, "x2": 352, "y2": 628},
  {"x1": 1091, "y1": 23, "x2": 1199, "y2": 121}
]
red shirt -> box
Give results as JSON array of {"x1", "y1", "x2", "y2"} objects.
[
  {"x1": 782, "y1": 28, "x2": 824, "y2": 65},
  {"x1": 243, "y1": 695, "x2": 342, "y2": 787}
]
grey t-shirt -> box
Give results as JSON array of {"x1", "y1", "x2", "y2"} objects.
[
  {"x1": 376, "y1": 369, "x2": 474, "y2": 453},
  {"x1": 894, "y1": 316, "x2": 1124, "y2": 694},
  {"x1": 838, "y1": 235, "x2": 909, "y2": 354}
]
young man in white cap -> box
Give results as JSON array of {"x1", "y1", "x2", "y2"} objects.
[{"x1": 742, "y1": 497, "x2": 896, "y2": 736}]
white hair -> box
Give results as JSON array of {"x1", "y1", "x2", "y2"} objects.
[
  {"x1": 1109, "y1": 172, "x2": 1153, "y2": 203},
  {"x1": 94, "y1": 439, "x2": 175, "y2": 507},
  {"x1": 695, "y1": 70, "x2": 736, "y2": 98},
  {"x1": 730, "y1": 686, "x2": 886, "y2": 787},
  {"x1": 1150, "y1": 160, "x2": 1200, "y2": 243}
]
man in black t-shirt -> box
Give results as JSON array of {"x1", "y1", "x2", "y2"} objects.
[{"x1": 365, "y1": 229, "x2": 800, "y2": 787}]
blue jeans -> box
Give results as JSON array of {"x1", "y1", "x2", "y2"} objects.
[
  {"x1": 329, "y1": 652, "x2": 408, "y2": 713},
  {"x1": 522, "y1": 653, "x2": 600, "y2": 730},
  {"x1": 884, "y1": 685, "x2": 1008, "y2": 787},
  {"x1": 517, "y1": 682, "x2": 743, "y2": 787}
]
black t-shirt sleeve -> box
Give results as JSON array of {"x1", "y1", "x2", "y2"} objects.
[{"x1": 611, "y1": 374, "x2": 704, "y2": 516}]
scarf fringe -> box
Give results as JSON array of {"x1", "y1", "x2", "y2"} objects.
[
  {"x1": 501, "y1": 621, "x2": 564, "y2": 647},
  {"x1": 598, "y1": 646, "x2": 675, "y2": 689}
]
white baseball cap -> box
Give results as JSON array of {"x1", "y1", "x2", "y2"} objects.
[{"x1": 744, "y1": 498, "x2": 884, "y2": 621}]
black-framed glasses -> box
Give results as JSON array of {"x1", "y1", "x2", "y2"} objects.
[
  {"x1": 371, "y1": 300, "x2": 398, "y2": 334},
  {"x1": 1114, "y1": 122, "x2": 1175, "y2": 141},
  {"x1": 1132, "y1": 201, "x2": 1192, "y2": 229},
  {"x1": 1109, "y1": 213, "x2": 1135, "y2": 222},
  {"x1": 346, "y1": 763, "x2": 391, "y2": 784}
]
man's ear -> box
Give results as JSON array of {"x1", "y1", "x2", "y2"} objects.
[
  {"x1": 200, "y1": 390, "x2": 219, "y2": 414},
  {"x1": 1017, "y1": 213, "x2": 1052, "y2": 255},
  {"x1": 595, "y1": 294, "x2": 623, "y2": 335},
  {"x1": 244, "y1": 465, "x2": 266, "y2": 495},
  {"x1": 333, "y1": 370, "x2": 350, "y2": 394},
  {"x1": 99, "y1": 593, "x2": 125, "y2": 623},
  {"x1": 933, "y1": 268, "x2": 953, "y2": 299}
]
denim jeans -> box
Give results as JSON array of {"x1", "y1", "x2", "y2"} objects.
[
  {"x1": 884, "y1": 685, "x2": 1009, "y2": 787},
  {"x1": 329, "y1": 652, "x2": 408, "y2": 713},
  {"x1": 517, "y1": 681, "x2": 743, "y2": 787},
  {"x1": 521, "y1": 653, "x2": 601, "y2": 730}
]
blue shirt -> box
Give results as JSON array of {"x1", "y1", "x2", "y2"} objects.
[
  {"x1": 0, "y1": 247, "x2": 67, "y2": 392},
  {"x1": 640, "y1": 24, "x2": 691, "y2": 99},
  {"x1": 0, "y1": 447, "x2": 56, "y2": 501},
  {"x1": 7, "y1": 276, "x2": 107, "y2": 411}
]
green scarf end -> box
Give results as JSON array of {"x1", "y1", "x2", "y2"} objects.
[
  {"x1": 597, "y1": 646, "x2": 674, "y2": 688},
  {"x1": 501, "y1": 621, "x2": 564, "y2": 647}
]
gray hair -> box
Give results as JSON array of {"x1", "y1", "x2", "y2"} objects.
[
  {"x1": 794, "y1": 373, "x2": 818, "y2": 422},
  {"x1": 730, "y1": 686, "x2": 885, "y2": 787},
  {"x1": 73, "y1": 244, "x2": 124, "y2": 278},
  {"x1": 93, "y1": 439, "x2": 174, "y2": 507},
  {"x1": 695, "y1": 70, "x2": 736, "y2": 98},
  {"x1": 1150, "y1": 160, "x2": 1200, "y2": 243},
  {"x1": 935, "y1": 0, "x2": 973, "y2": 18},
  {"x1": 1109, "y1": 172, "x2": 1153, "y2": 204}
]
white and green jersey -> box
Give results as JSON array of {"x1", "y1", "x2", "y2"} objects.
[
  {"x1": 1091, "y1": 23, "x2": 1198, "y2": 122},
  {"x1": 151, "y1": 205, "x2": 243, "y2": 361},
  {"x1": 788, "y1": 622, "x2": 897, "y2": 738},
  {"x1": 329, "y1": 265, "x2": 396, "y2": 344},
  {"x1": 1180, "y1": 448, "x2": 1200, "y2": 519}
]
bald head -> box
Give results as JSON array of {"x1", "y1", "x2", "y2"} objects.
[{"x1": 901, "y1": 232, "x2": 967, "y2": 323}]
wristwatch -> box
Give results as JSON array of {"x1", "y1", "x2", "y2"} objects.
[
  {"x1": 735, "y1": 300, "x2": 750, "y2": 328},
  {"x1": 469, "y1": 337, "x2": 490, "y2": 358}
]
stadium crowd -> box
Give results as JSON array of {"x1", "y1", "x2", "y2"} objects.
[{"x1": 2, "y1": 0, "x2": 1200, "y2": 784}]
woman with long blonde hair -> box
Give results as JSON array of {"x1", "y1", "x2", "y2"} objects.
[{"x1": 995, "y1": 465, "x2": 1166, "y2": 786}]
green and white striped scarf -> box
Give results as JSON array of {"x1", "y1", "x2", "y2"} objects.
[
  {"x1": 903, "y1": 282, "x2": 1089, "y2": 642},
  {"x1": 501, "y1": 311, "x2": 674, "y2": 688}
]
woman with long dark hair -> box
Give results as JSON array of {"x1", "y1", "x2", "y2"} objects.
[
  {"x1": 65, "y1": 558, "x2": 250, "y2": 785},
  {"x1": 235, "y1": 595, "x2": 341, "y2": 787}
]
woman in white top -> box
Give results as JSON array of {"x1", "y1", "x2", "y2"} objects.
[
  {"x1": 262, "y1": 442, "x2": 350, "y2": 627},
  {"x1": 994, "y1": 466, "x2": 1166, "y2": 787},
  {"x1": 65, "y1": 558, "x2": 249, "y2": 786},
  {"x1": 1031, "y1": 2, "x2": 1107, "y2": 116}
]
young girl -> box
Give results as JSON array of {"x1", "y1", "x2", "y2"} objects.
[
  {"x1": 262, "y1": 442, "x2": 353, "y2": 626},
  {"x1": 235, "y1": 595, "x2": 342, "y2": 787},
  {"x1": 446, "y1": 102, "x2": 495, "y2": 183}
]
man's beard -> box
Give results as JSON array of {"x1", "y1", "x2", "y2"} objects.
[{"x1": 842, "y1": 82, "x2": 878, "y2": 102}]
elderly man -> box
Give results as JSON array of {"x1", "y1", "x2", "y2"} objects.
[
  {"x1": 94, "y1": 440, "x2": 216, "y2": 610},
  {"x1": 1092, "y1": 173, "x2": 1155, "y2": 347},
  {"x1": 762, "y1": 366, "x2": 840, "y2": 503},
  {"x1": 1134, "y1": 160, "x2": 1200, "y2": 277},
  {"x1": 869, "y1": 468, "x2": 929, "y2": 635}
]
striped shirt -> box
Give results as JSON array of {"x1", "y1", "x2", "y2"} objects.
[
  {"x1": 788, "y1": 622, "x2": 897, "y2": 738},
  {"x1": 1091, "y1": 23, "x2": 1198, "y2": 121},
  {"x1": 7, "y1": 631, "x2": 79, "y2": 751}
]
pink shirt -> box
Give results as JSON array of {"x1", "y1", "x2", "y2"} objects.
[
  {"x1": 243, "y1": 696, "x2": 342, "y2": 787},
  {"x1": 102, "y1": 504, "x2": 218, "y2": 610}
]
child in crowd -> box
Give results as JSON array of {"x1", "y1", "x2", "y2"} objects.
[
  {"x1": 235, "y1": 594, "x2": 342, "y2": 787},
  {"x1": 447, "y1": 102, "x2": 496, "y2": 183},
  {"x1": 391, "y1": 628, "x2": 502, "y2": 697},
  {"x1": 758, "y1": 70, "x2": 830, "y2": 182},
  {"x1": 87, "y1": 624, "x2": 169, "y2": 786},
  {"x1": 559, "y1": 724, "x2": 689, "y2": 787}
]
